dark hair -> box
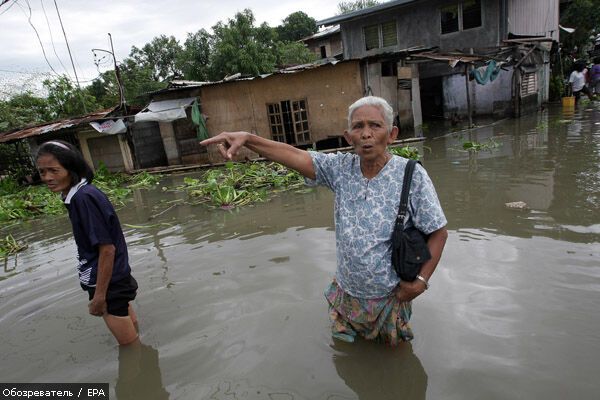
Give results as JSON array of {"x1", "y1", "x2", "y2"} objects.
[
  {"x1": 574, "y1": 62, "x2": 585, "y2": 72},
  {"x1": 36, "y1": 140, "x2": 95, "y2": 185}
]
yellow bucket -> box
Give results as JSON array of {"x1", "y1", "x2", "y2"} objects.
[{"x1": 562, "y1": 96, "x2": 575, "y2": 107}]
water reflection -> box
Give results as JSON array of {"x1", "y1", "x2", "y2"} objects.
[
  {"x1": 332, "y1": 341, "x2": 427, "y2": 400},
  {"x1": 116, "y1": 342, "x2": 169, "y2": 400}
]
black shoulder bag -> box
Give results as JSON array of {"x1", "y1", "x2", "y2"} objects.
[{"x1": 391, "y1": 159, "x2": 432, "y2": 281}]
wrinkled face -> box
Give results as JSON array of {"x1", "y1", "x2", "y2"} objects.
[
  {"x1": 37, "y1": 154, "x2": 72, "y2": 196},
  {"x1": 344, "y1": 105, "x2": 398, "y2": 163}
]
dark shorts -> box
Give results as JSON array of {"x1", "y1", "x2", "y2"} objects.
[{"x1": 83, "y1": 275, "x2": 138, "y2": 317}]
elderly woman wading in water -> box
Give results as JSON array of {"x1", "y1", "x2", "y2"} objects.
[{"x1": 201, "y1": 96, "x2": 448, "y2": 345}]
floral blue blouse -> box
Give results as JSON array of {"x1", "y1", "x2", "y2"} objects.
[{"x1": 305, "y1": 151, "x2": 447, "y2": 298}]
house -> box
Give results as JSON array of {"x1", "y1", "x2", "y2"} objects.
[
  {"x1": 0, "y1": 107, "x2": 168, "y2": 174},
  {"x1": 140, "y1": 59, "x2": 364, "y2": 164},
  {"x1": 317, "y1": 0, "x2": 559, "y2": 128},
  {"x1": 300, "y1": 25, "x2": 344, "y2": 60}
]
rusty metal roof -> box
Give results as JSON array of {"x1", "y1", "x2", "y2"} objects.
[{"x1": 0, "y1": 108, "x2": 117, "y2": 144}]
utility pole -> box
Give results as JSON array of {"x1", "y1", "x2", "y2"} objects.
[{"x1": 93, "y1": 33, "x2": 126, "y2": 110}]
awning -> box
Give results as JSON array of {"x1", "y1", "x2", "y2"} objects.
[{"x1": 134, "y1": 97, "x2": 196, "y2": 123}]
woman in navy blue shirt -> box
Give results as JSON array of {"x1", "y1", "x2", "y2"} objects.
[{"x1": 36, "y1": 140, "x2": 139, "y2": 345}]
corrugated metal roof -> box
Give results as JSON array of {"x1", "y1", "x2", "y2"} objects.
[
  {"x1": 317, "y1": 0, "x2": 420, "y2": 26},
  {"x1": 152, "y1": 58, "x2": 349, "y2": 96},
  {"x1": 300, "y1": 25, "x2": 340, "y2": 41},
  {"x1": 0, "y1": 108, "x2": 117, "y2": 144}
]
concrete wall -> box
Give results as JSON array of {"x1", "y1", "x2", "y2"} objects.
[
  {"x1": 341, "y1": 0, "x2": 500, "y2": 59},
  {"x1": 443, "y1": 67, "x2": 513, "y2": 118}
]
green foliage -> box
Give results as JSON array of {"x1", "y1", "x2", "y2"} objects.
[
  {"x1": 177, "y1": 29, "x2": 212, "y2": 81},
  {"x1": 337, "y1": 0, "x2": 380, "y2": 14},
  {"x1": 0, "y1": 166, "x2": 162, "y2": 223},
  {"x1": 174, "y1": 161, "x2": 305, "y2": 208},
  {"x1": 461, "y1": 138, "x2": 501, "y2": 152},
  {"x1": 276, "y1": 41, "x2": 317, "y2": 67},
  {"x1": 0, "y1": 234, "x2": 28, "y2": 260},
  {"x1": 560, "y1": 0, "x2": 600, "y2": 58},
  {"x1": 0, "y1": 142, "x2": 35, "y2": 181},
  {"x1": 129, "y1": 35, "x2": 184, "y2": 81},
  {"x1": 388, "y1": 145, "x2": 421, "y2": 160},
  {"x1": 43, "y1": 75, "x2": 99, "y2": 119},
  {"x1": 209, "y1": 9, "x2": 279, "y2": 80},
  {"x1": 0, "y1": 92, "x2": 51, "y2": 132},
  {"x1": 549, "y1": 73, "x2": 565, "y2": 101},
  {"x1": 276, "y1": 11, "x2": 318, "y2": 42}
]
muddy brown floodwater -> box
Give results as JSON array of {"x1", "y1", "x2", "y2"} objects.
[{"x1": 1, "y1": 104, "x2": 599, "y2": 399}]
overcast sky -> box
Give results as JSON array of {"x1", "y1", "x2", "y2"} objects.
[{"x1": 0, "y1": 0, "x2": 340, "y2": 95}]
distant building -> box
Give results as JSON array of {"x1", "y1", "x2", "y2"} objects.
[
  {"x1": 317, "y1": 0, "x2": 559, "y2": 128},
  {"x1": 300, "y1": 25, "x2": 343, "y2": 60}
]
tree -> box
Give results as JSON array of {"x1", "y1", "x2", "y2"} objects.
[
  {"x1": 560, "y1": 0, "x2": 600, "y2": 59},
  {"x1": 87, "y1": 71, "x2": 120, "y2": 109},
  {"x1": 276, "y1": 41, "x2": 317, "y2": 67},
  {"x1": 337, "y1": 0, "x2": 380, "y2": 14},
  {"x1": 177, "y1": 29, "x2": 212, "y2": 81},
  {"x1": 129, "y1": 35, "x2": 184, "y2": 81},
  {"x1": 118, "y1": 59, "x2": 167, "y2": 106},
  {"x1": 43, "y1": 75, "x2": 99, "y2": 119},
  {"x1": 0, "y1": 92, "x2": 50, "y2": 132},
  {"x1": 209, "y1": 9, "x2": 279, "y2": 80},
  {"x1": 276, "y1": 11, "x2": 318, "y2": 42}
]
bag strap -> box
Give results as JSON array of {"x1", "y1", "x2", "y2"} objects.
[{"x1": 395, "y1": 159, "x2": 420, "y2": 228}]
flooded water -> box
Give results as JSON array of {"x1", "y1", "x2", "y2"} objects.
[{"x1": 1, "y1": 104, "x2": 599, "y2": 399}]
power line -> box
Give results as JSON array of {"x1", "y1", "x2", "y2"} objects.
[
  {"x1": 0, "y1": 0, "x2": 17, "y2": 16},
  {"x1": 53, "y1": 0, "x2": 86, "y2": 113},
  {"x1": 39, "y1": 0, "x2": 70, "y2": 77},
  {"x1": 17, "y1": 0, "x2": 60, "y2": 76}
]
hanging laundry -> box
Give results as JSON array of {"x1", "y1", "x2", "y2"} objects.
[
  {"x1": 470, "y1": 60, "x2": 501, "y2": 85},
  {"x1": 191, "y1": 99, "x2": 209, "y2": 140}
]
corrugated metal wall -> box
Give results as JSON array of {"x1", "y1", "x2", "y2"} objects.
[{"x1": 508, "y1": 0, "x2": 559, "y2": 40}]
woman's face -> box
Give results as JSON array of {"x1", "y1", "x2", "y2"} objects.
[
  {"x1": 344, "y1": 105, "x2": 398, "y2": 163},
  {"x1": 37, "y1": 154, "x2": 72, "y2": 196}
]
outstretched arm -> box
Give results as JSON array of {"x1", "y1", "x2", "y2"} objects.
[{"x1": 200, "y1": 131, "x2": 316, "y2": 180}]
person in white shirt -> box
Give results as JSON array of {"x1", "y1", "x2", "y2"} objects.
[{"x1": 569, "y1": 62, "x2": 593, "y2": 103}]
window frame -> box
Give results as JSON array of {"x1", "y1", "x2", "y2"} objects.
[
  {"x1": 363, "y1": 20, "x2": 398, "y2": 51},
  {"x1": 440, "y1": 1, "x2": 482, "y2": 35},
  {"x1": 266, "y1": 99, "x2": 311, "y2": 145}
]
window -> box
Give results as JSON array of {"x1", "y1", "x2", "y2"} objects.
[
  {"x1": 381, "y1": 21, "x2": 398, "y2": 47},
  {"x1": 521, "y1": 73, "x2": 538, "y2": 96},
  {"x1": 381, "y1": 61, "x2": 398, "y2": 77},
  {"x1": 363, "y1": 20, "x2": 397, "y2": 50},
  {"x1": 266, "y1": 99, "x2": 311, "y2": 145},
  {"x1": 320, "y1": 46, "x2": 327, "y2": 58},
  {"x1": 441, "y1": 5, "x2": 459, "y2": 34},
  {"x1": 462, "y1": 0, "x2": 482, "y2": 30},
  {"x1": 364, "y1": 25, "x2": 379, "y2": 50},
  {"x1": 440, "y1": 1, "x2": 481, "y2": 34}
]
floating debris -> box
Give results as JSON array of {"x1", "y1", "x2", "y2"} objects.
[{"x1": 505, "y1": 201, "x2": 528, "y2": 210}]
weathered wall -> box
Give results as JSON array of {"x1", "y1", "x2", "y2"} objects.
[
  {"x1": 443, "y1": 67, "x2": 513, "y2": 118},
  {"x1": 341, "y1": 0, "x2": 500, "y2": 59},
  {"x1": 198, "y1": 61, "x2": 363, "y2": 161},
  {"x1": 84, "y1": 132, "x2": 126, "y2": 172},
  {"x1": 306, "y1": 34, "x2": 343, "y2": 58},
  {"x1": 129, "y1": 121, "x2": 168, "y2": 169}
]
